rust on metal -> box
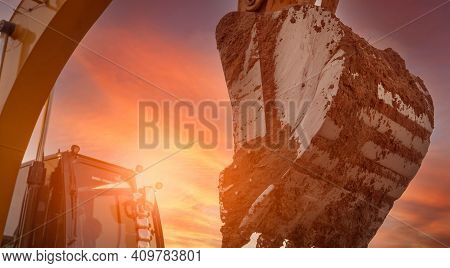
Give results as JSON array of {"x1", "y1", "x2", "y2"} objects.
[{"x1": 238, "y1": 0, "x2": 339, "y2": 13}]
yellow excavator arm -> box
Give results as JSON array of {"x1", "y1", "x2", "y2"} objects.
[{"x1": 0, "y1": 0, "x2": 111, "y2": 243}]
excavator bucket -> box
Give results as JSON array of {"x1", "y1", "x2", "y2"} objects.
[{"x1": 216, "y1": 3, "x2": 434, "y2": 247}]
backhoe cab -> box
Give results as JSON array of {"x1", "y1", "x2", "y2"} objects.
[{"x1": 1, "y1": 145, "x2": 164, "y2": 248}]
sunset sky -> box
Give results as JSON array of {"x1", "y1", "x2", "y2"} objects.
[{"x1": 1, "y1": 0, "x2": 449, "y2": 247}]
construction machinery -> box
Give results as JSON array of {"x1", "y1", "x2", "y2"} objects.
[
  {"x1": 2, "y1": 145, "x2": 165, "y2": 248},
  {"x1": 217, "y1": 1, "x2": 434, "y2": 247},
  {"x1": 0, "y1": 0, "x2": 112, "y2": 243},
  {"x1": 0, "y1": 0, "x2": 168, "y2": 248}
]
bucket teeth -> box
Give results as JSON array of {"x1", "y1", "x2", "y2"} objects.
[
  {"x1": 137, "y1": 241, "x2": 151, "y2": 248},
  {"x1": 136, "y1": 217, "x2": 150, "y2": 228},
  {"x1": 137, "y1": 229, "x2": 152, "y2": 241}
]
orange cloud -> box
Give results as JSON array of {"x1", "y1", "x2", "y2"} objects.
[{"x1": 42, "y1": 24, "x2": 230, "y2": 247}]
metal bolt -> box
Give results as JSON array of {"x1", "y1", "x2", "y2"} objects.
[{"x1": 0, "y1": 20, "x2": 15, "y2": 36}]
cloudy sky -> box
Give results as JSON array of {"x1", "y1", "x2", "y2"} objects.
[{"x1": 1, "y1": 0, "x2": 449, "y2": 247}]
